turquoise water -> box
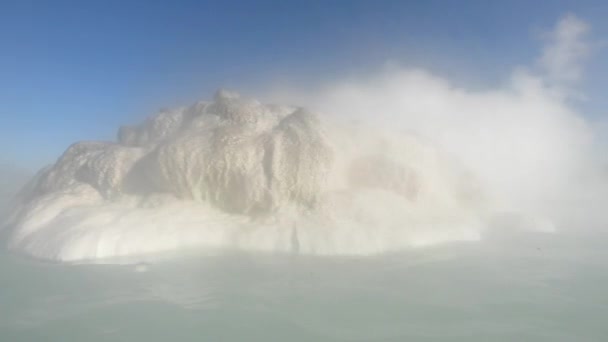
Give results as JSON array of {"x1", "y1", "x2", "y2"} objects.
[{"x1": 2, "y1": 230, "x2": 607, "y2": 341}]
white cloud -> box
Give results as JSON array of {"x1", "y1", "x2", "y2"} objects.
[{"x1": 538, "y1": 14, "x2": 592, "y2": 85}]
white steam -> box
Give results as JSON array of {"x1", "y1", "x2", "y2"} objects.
[
  {"x1": 267, "y1": 14, "x2": 600, "y2": 222},
  {"x1": 539, "y1": 14, "x2": 592, "y2": 86}
]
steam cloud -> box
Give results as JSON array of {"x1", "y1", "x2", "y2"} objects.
[
  {"x1": 3, "y1": 15, "x2": 605, "y2": 263},
  {"x1": 267, "y1": 14, "x2": 601, "y2": 223}
]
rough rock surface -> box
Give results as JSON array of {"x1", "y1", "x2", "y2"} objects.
[{"x1": 5, "y1": 90, "x2": 484, "y2": 262}]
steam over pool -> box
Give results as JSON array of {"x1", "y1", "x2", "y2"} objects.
[{"x1": 2, "y1": 11, "x2": 608, "y2": 342}]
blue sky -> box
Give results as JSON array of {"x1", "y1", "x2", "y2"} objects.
[{"x1": 1, "y1": 0, "x2": 607, "y2": 169}]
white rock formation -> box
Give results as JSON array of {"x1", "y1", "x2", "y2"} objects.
[{"x1": 5, "y1": 90, "x2": 485, "y2": 262}]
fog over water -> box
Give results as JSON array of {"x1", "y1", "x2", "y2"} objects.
[{"x1": 1, "y1": 14, "x2": 608, "y2": 342}]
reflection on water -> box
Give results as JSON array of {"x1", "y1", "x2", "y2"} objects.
[{"x1": 2, "y1": 230, "x2": 608, "y2": 342}]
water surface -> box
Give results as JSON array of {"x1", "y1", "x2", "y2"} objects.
[{"x1": 2, "y1": 230, "x2": 607, "y2": 341}]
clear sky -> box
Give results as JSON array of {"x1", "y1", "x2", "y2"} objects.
[{"x1": 1, "y1": 0, "x2": 607, "y2": 170}]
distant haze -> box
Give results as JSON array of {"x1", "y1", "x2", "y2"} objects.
[{"x1": 0, "y1": 164, "x2": 30, "y2": 209}]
